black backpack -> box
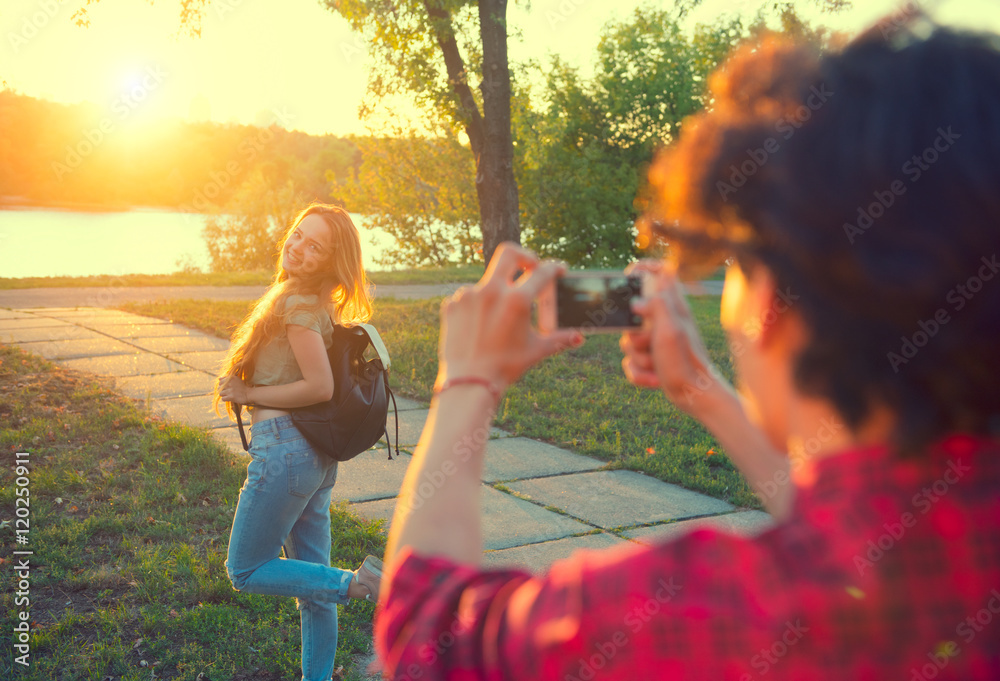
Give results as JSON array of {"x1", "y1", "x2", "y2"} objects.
[{"x1": 236, "y1": 323, "x2": 399, "y2": 461}]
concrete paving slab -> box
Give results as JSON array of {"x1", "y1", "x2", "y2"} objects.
[
  {"x1": 330, "y1": 449, "x2": 413, "y2": 503},
  {"x1": 480, "y1": 487, "x2": 593, "y2": 550},
  {"x1": 58, "y1": 353, "x2": 190, "y2": 377},
  {"x1": 389, "y1": 409, "x2": 429, "y2": 447},
  {"x1": 482, "y1": 437, "x2": 605, "y2": 483},
  {"x1": 0, "y1": 288, "x2": 264, "y2": 309},
  {"x1": 507, "y1": 470, "x2": 733, "y2": 530},
  {"x1": 349, "y1": 485, "x2": 592, "y2": 550},
  {"x1": 166, "y1": 350, "x2": 228, "y2": 373},
  {"x1": 129, "y1": 336, "x2": 231, "y2": 353},
  {"x1": 0, "y1": 317, "x2": 69, "y2": 329},
  {"x1": 59, "y1": 352, "x2": 191, "y2": 376},
  {"x1": 624, "y1": 510, "x2": 774, "y2": 545},
  {"x1": 1, "y1": 325, "x2": 105, "y2": 344},
  {"x1": 79, "y1": 314, "x2": 172, "y2": 326},
  {"x1": 0, "y1": 310, "x2": 39, "y2": 320},
  {"x1": 482, "y1": 532, "x2": 626, "y2": 573},
  {"x1": 42, "y1": 312, "x2": 154, "y2": 324},
  {"x1": 115, "y1": 371, "x2": 218, "y2": 400},
  {"x1": 346, "y1": 497, "x2": 396, "y2": 527},
  {"x1": 83, "y1": 323, "x2": 206, "y2": 338},
  {"x1": 18, "y1": 307, "x2": 124, "y2": 315},
  {"x1": 386, "y1": 408, "x2": 508, "y2": 446},
  {"x1": 148, "y1": 395, "x2": 231, "y2": 428},
  {"x1": 14, "y1": 307, "x2": 84, "y2": 312},
  {"x1": 390, "y1": 395, "x2": 425, "y2": 412},
  {"x1": 18, "y1": 337, "x2": 140, "y2": 360}
]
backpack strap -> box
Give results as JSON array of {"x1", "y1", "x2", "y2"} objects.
[
  {"x1": 351, "y1": 323, "x2": 398, "y2": 459},
  {"x1": 234, "y1": 403, "x2": 250, "y2": 451},
  {"x1": 358, "y1": 323, "x2": 391, "y2": 370},
  {"x1": 385, "y1": 385, "x2": 399, "y2": 460}
]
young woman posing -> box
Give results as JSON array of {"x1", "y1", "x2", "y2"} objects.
[{"x1": 215, "y1": 203, "x2": 383, "y2": 681}]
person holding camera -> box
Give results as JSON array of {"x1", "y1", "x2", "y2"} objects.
[{"x1": 374, "y1": 20, "x2": 1000, "y2": 681}]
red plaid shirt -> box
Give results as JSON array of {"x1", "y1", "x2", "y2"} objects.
[{"x1": 376, "y1": 435, "x2": 1000, "y2": 680}]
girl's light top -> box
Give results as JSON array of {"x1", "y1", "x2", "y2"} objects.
[{"x1": 250, "y1": 294, "x2": 334, "y2": 388}]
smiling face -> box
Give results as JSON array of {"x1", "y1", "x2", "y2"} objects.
[{"x1": 282, "y1": 214, "x2": 332, "y2": 278}]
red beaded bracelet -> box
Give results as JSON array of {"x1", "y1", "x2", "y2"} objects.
[{"x1": 434, "y1": 376, "x2": 503, "y2": 403}]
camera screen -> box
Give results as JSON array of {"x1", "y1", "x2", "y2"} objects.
[{"x1": 556, "y1": 276, "x2": 643, "y2": 328}]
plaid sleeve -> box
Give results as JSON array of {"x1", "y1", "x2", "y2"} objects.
[{"x1": 374, "y1": 534, "x2": 792, "y2": 681}]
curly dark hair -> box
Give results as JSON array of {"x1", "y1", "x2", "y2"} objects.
[{"x1": 643, "y1": 21, "x2": 1000, "y2": 455}]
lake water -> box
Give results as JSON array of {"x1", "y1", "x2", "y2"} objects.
[{"x1": 0, "y1": 207, "x2": 395, "y2": 278}]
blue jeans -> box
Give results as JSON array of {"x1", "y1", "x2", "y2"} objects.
[{"x1": 226, "y1": 415, "x2": 354, "y2": 681}]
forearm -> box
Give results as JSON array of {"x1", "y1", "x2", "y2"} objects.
[
  {"x1": 385, "y1": 385, "x2": 495, "y2": 570},
  {"x1": 691, "y1": 384, "x2": 794, "y2": 519},
  {"x1": 247, "y1": 379, "x2": 331, "y2": 410}
]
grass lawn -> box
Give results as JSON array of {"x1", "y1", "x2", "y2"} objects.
[
  {"x1": 0, "y1": 344, "x2": 384, "y2": 681},
  {"x1": 117, "y1": 296, "x2": 759, "y2": 511},
  {"x1": 0, "y1": 266, "x2": 485, "y2": 290}
]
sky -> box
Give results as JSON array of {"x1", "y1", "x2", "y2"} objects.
[{"x1": 1, "y1": 0, "x2": 996, "y2": 137}]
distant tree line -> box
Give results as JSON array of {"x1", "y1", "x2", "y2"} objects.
[
  {"x1": 0, "y1": 90, "x2": 358, "y2": 211},
  {"x1": 0, "y1": 5, "x2": 834, "y2": 271}
]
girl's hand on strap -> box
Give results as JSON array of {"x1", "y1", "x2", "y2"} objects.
[
  {"x1": 437, "y1": 242, "x2": 582, "y2": 394},
  {"x1": 218, "y1": 374, "x2": 251, "y2": 404}
]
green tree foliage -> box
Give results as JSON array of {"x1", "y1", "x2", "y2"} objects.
[
  {"x1": 332, "y1": 125, "x2": 481, "y2": 267},
  {"x1": 518, "y1": 10, "x2": 741, "y2": 267},
  {"x1": 328, "y1": 0, "x2": 521, "y2": 266},
  {"x1": 202, "y1": 171, "x2": 307, "y2": 272}
]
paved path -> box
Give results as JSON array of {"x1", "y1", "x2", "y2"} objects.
[{"x1": 0, "y1": 300, "x2": 767, "y2": 575}]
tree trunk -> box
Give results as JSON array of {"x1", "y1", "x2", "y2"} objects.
[
  {"x1": 423, "y1": 0, "x2": 520, "y2": 266},
  {"x1": 477, "y1": 0, "x2": 520, "y2": 266}
]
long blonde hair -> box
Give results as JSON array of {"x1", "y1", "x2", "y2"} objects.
[{"x1": 214, "y1": 203, "x2": 373, "y2": 419}]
